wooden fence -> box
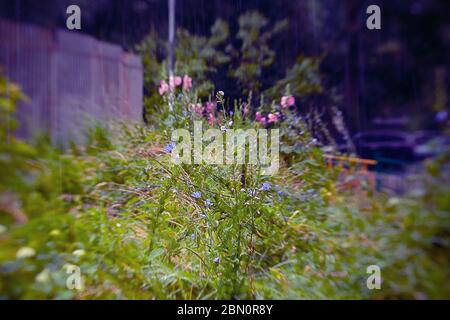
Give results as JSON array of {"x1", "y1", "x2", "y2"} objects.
[{"x1": 0, "y1": 19, "x2": 143, "y2": 145}]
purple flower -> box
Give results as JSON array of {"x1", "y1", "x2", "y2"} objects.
[
  {"x1": 248, "y1": 189, "x2": 257, "y2": 197},
  {"x1": 205, "y1": 199, "x2": 213, "y2": 206},
  {"x1": 213, "y1": 257, "x2": 220, "y2": 265},
  {"x1": 262, "y1": 183, "x2": 271, "y2": 191},
  {"x1": 192, "y1": 191, "x2": 202, "y2": 199},
  {"x1": 164, "y1": 142, "x2": 175, "y2": 153},
  {"x1": 435, "y1": 111, "x2": 448, "y2": 123}
]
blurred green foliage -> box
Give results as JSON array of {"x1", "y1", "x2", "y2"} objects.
[
  {"x1": 227, "y1": 11, "x2": 288, "y2": 95},
  {"x1": 265, "y1": 55, "x2": 323, "y2": 99}
]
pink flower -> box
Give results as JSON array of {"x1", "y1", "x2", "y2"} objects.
[
  {"x1": 205, "y1": 102, "x2": 215, "y2": 113},
  {"x1": 208, "y1": 113, "x2": 216, "y2": 126},
  {"x1": 183, "y1": 75, "x2": 193, "y2": 91},
  {"x1": 158, "y1": 80, "x2": 169, "y2": 96},
  {"x1": 191, "y1": 103, "x2": 204, "y2": 116},
  {"x1": 255, "y1": 112, "x2": 267, "y2": 124},
  {"x1": 169, "y1": 76, "x2": 182, "y2": 90},
  {"x1": 268, "y1": 112, "x2": 280, "y2": 124},
  {"x1": 281, "y1": 95, "x2": 295, "y2": 108}
]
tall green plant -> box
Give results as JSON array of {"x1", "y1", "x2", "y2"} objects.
[{"x1": 228, "y1": 11, "x2": 288, "y2": 95}]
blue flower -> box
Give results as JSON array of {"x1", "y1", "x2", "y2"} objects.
[
  {"x1": 205, "y1": 199, "x2": 213, "y2": 206},
  {"x1": 192, "y1": 191, "x2": 202, "y2": 199},
  {"x1": 164, "y1": 142, "x2": 175, "y2": 153},
  {"x1": 261, "y1": 182, "x2": 271, "y2": 191},
  {"x1": 213, "y1": 257, "x2": 220, "y2": 265}
]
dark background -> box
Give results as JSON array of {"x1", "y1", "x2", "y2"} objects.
[{"x1": 1, "y1": 0, "x2": 449, "y2": 132}]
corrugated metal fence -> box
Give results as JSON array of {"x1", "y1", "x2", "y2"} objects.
[{"x1": 0, "y1": 19, "x2": 143, "y2": 145}]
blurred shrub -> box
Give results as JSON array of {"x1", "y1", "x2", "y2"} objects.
[
  {"x1": 136, "y1": 11, "x2": 323, "y2": 125},
  {"x1": 227, "y1": 11, "x2": 288, "y2": 95}
]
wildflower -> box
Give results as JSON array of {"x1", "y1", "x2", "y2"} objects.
[
  {"x1": 36, "y1": 268, "x2": 50, "y2": 283},
  {"x1": 158, "y1": 80, "x2": 169, "y2": 96},
  {"x1": 248, "y1": 189, "x2": 257, "y2": 197},
  {"x1": 205, "y1": 102, "x2": 215, "y2": 113},
  {"x1": 213, "y1": 257, "x2": 220, "y2": 265},
  {"x1": 16, "y1": 247, "x2": 36, "y2": 259},
  {"x1": 192, "y1": 191, "x2": 202, "y2": 199},
  {"x1": 73, "y1": 249, "x2": 86, "y2": 257},
  {"x1": 255, "y1": 111, "x2": 263, "y2": 121},
  {"x1": 281, "y1": 95, "x2": 295, "y2": 108},
  {"x1": 191, "y1": 233, "x2": 197, "y2": 240},
  {"x1": 205, "y1": 199, "x2": 213, "y2": 206},
  {"x1": 217, "y1": 91, "x2": 224, "y2": 97},
  {"x1": 229, "y1": 111, "x2": 234, "y2": 117},
  {"x1": 183, "y1": 75, "x2": 193, "y2": 91},
  {"x1": 191, "y1": 103, "x2": 204, "y2": 116},
  {"x1": 255, "y1": 112, "x2": 266, "y2": 124},
  {"x1": 164, "y1": 142, "x2": 175, "y2": 153},
  {"x1": 267, "y1": 112, "x2": 280, "y2": 124},
  {"x1": 261, "y1": 182, "x2": 271, "y2": 191},
  {"x1": 169, "y1": 75, "x2": 182, "y2": 90},
  {"x1": 435, "y1": 110, "x2": 448, "y2": 123},
  {"x1": 208, "y1": 113, "x2": 216, "y2": 126}
]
